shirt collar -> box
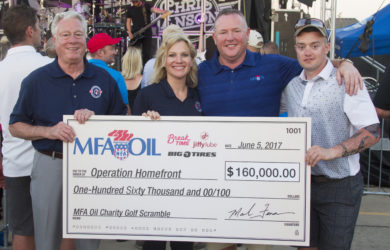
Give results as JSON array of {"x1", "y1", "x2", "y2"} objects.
[
  {"x1": 161, "y1": 79, "x2": 195, "y2": 99},
  {"x1": 6, "y1": 45, "x2": 37, "y2": 56},
  {"x1": 299, "y1": 59, "x2": 334, "y2": 83},
  {"x1": 209, "y1": 49, "x2": 257, "y2": 74},
  {"x1": 88, "y1": 58, "x2": 108, "y2": 68},
  {"x1": 47, "y1": 57, "x2": 94, "y2": 79}
]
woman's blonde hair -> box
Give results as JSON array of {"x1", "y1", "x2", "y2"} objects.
[
  {"x1": 150, "y1": 26, "x2": 197, "y2": 88},
  {"x1": 121, "y1": 46, "x2": 143, "y2": 79}
]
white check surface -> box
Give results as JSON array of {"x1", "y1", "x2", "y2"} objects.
[{"x1": 63, "y1": 116, "x2": 311, "y2": 246}]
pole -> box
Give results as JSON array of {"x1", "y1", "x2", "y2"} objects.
[{"x1": 330, "y1": 0, "x2": 336, "y2": 59}]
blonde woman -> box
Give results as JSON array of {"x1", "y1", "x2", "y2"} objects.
[
  {"x1": 132, "y1": 26, "x2": 202, "y2": 250},
  {"x1": 121, "y1": 46, "x2": 143, "y2": 110},
  {"x1": 133, "y1": 25, "x2": 202, "y2": 117}
]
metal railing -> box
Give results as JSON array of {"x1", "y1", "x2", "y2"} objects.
[
  {"x1": 359, "y1": 56, "x2": 389, "y2": 196},
  {"x1": 366, "y1": 119, "x2": 390, "y2": 196}
]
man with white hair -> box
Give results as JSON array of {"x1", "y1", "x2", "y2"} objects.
[{"x1": 9, "y1": 11, "x2": 127, "y2": 250}]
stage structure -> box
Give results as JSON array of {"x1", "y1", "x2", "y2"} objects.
[
  {"x1": 38, "y1": 0, "x2": 239, "y2": 60},
  {"x1": 1, "y1": 0, "x2": 340, "y2": 60}
]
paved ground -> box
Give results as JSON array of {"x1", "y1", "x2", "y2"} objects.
[{"x1": 97, "y1": 187, "x2": 390, "y2": 250}]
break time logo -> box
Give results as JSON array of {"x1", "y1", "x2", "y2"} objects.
[
  {"x1": 73, "y1": 130, "x2": 161, "y2": 160},
  {"x1": 166, "y1": 131, "x2": 217, "y2": 149}
]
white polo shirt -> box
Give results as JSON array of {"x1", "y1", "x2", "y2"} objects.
[{"x1": 0, "y1": 46, "x2": 53, "y2": 177}]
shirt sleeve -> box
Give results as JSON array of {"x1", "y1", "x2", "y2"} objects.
[
  {"x1": 344, "y1": 84, "x2": 379, "y2": 130},
  {"x1": 107, "y1": 77, "x2": 128, "y2": 115},
  {"x1": 280, "y1": 89, "x2": 288, "y2": 114},
  {"x1": 126, "y1": 7, "x2": 133, "y2": 19},
  {"x1": 374, "y1": 64, "x2": 390, "y2": 109},
  {"x1": 279, "y1": 55, "x2": 302, "y2": 89},
  {"x1": 9, "y1": 77, "x2": 35, "y2": 125}
]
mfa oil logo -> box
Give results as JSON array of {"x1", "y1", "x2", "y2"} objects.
[{"x1": 73, "y1": 130, "x2": 161, "y2": 160}]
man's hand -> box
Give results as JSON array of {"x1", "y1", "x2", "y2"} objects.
[
  {"x1": 305, "y1": 145, "x2": 337, "y2": 167},
  {"x1": 74, "y1": 109, "x2": 95, "y2": 124},
  {"x1": 46, "y1": 122, "x2": 76, "y2": 142},
  {"x1": 128, "y1": 32, "x2": 134, "y2": 40},
  {"x1": 336, "y1": 60, "x2": 363, "y2": 96}
]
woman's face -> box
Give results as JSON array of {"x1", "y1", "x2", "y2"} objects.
[{"x1": 165, "y1": 41, "x2": 193, "y2": 82}]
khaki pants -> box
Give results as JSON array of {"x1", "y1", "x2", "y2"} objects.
[{"x1": 206, "y1": 243, "x2": 271, "y2": 250}]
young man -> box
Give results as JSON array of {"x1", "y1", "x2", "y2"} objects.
[
  {"x1": 9, "y1": 11, "x2": 127, "y2": 250},
  {"x1": 281, "y1": 18, "x2": 380, "y2": 250},
  {"x1": 88, "y1": 32, "x2": 130, "y2": 114},
  {"x1": 0, "y1": 5, "x2": 53, "y2": 250}
]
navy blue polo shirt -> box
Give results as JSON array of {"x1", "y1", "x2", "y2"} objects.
[
  {"x1": 10, "y1": 58, "x2": 127, "y2": 152},
  {"x1": 197, "y1": 50, "x2": 302, "y2": 116},
  {"x1": 133, "y1": 79, "x2": 203, "y2": 116}
]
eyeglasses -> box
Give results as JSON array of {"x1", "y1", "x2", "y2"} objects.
[
  {"x1": 58, "y1": 32, "x2": 85, "y2": 40},
  {"x1": 295, "y1": 18, "x2": 326, "y2": 31}
]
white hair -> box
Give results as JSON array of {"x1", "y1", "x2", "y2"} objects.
[{"x1": 51, "y1": 11, "x2": 87, "y2": 38}]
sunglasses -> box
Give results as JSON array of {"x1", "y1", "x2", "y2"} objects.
[{"x1": 295, "y1": 18, "x2": 326, "y2": 31}]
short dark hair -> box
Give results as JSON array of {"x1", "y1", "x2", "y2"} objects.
[
  {"x1": 216, "y1": 8, "x2": 245, "y2": 21},
  {"x1": 215, "y1": 8, "x2": 247, "y2": 29},
  {"x1": 2, "y1": 5, "x2": 38, "y2": 45}
]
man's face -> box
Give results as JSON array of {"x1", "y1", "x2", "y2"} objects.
[
  {"x1": 100, "y1": 45, "x2": 117, "y2": 64},
  {"x1": 32, "y1": 20, "x2": 42, "y2": 49},
  {"x1": 213, "y1": 14, "x2": 249, "y2": 65},
  {"x1": 295, "y1": 31, "x2": 329, "y2": 75},
  {"x1": 54, "y1": 18, "x2": 86, "y2": 65}
]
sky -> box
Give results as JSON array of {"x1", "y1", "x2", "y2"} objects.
[{"x1": 308, "y1": 0, "x2": 390, "y2": 21}]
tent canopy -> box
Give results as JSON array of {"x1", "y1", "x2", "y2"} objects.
[{"x1": 335, "y1": 4, "x2": 390, "y2": 58}]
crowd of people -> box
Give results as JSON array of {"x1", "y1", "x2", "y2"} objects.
[{"x1": 0, "y1": 1, "x2": 388, "y2": 250}]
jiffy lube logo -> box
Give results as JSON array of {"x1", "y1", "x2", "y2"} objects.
[
  {"x1": 73, "y1": 130, "x2": 161, "y2": 160},
  {"x1": 192, "y1": 131, "x2": 217, "y2": 149}
]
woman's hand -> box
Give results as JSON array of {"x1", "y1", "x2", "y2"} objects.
[{"x1": 142, "y1": 110, "x2": 161, "y2": 120}]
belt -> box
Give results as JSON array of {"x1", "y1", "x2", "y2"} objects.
[
  {"x1": 311, "y1": 175, "x2": 339, "y2": 183},
  {"x1": 38, "y1": 150, "x2": 63, "y2": 159}
]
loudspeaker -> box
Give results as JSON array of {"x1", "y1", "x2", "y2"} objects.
[{"x1": 273, "y1": 10, "x2": 302, "y2": 59}]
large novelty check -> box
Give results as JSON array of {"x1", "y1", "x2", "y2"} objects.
[{"x1": 63, "y1": 116, "x2": 311, "y2": 246}]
